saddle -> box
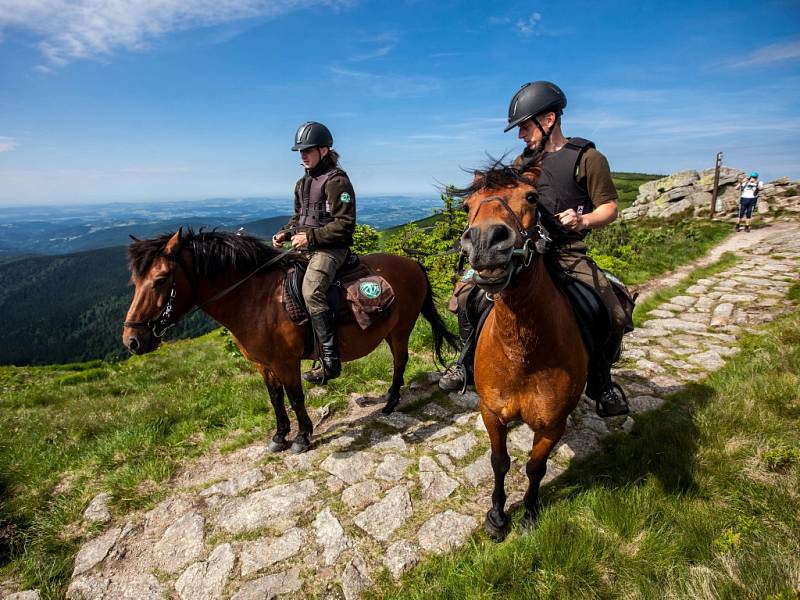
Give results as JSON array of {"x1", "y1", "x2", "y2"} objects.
[{"x1": 283, "y1": 252, "x2": 395, "y2": 332}]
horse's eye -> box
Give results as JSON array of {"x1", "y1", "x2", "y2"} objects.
[
  {"x1": 525, "y1": 192, "x2": 538, "y2": 204},
  {"x1": 153, "y1": 277, "x2": 168, "y2": 288}
]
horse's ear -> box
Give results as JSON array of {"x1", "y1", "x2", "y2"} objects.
[
  {"x1": 165, "y1": 227, "x2": 182, "y2": 255},
  {"x1": 519, "y1": 165, "x2": 542, "y2": 180},
  {"x1": 471, "y1": 170, "x2": 484, "y2": 185},
  {"x1": 129, "y1": 234, "x2": 140, "y2": 242}
]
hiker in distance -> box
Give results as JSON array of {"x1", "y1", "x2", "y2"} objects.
[
  {"x1": 735, "y1": 171, "x2": 763, "y2": 233},
  {"x1": 440, "y1": 80, "x2": 631, "y2": 417},
  {"x1": 272, "y1": 121, "x2": 356, "y2": 384}
]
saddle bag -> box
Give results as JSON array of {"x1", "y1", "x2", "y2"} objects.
[
  {"x1": 341, "y1": 267, "x2": 395, "y2": 330},
  {"x1": 603, "y1": 270, "x2": 637, "y2": 334}
]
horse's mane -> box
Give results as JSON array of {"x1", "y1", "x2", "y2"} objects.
[
  {"x1": 128, "y1": 228, "x2": 306, "y2": 279},
  {"x1": 451, "y1": 154, "x2": 541, "y2": 200}
]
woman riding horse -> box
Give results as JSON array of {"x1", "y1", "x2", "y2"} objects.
[{"x1": 272, "y1": 121, "x2": 356, "y2": 384}]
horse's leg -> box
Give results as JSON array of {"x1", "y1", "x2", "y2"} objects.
[
  {"x1": 520, "y1": 428, "x2": 562, "y2": 530},
  {"x1": 483, "y1": 407, "x2": 511, "y2": 541},
  {"x1": 279, "y1": 363, "x2": 314, "y2": 454},
  {"x1": 258, "y1": 366, "x2": 291, "y2": 453},
  {"x1": 382, "y1": 332, "x2": 409, "y2": 415}
]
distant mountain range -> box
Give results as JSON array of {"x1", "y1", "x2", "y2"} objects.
[{"x1": 0, "y1": 196, "x2": 441, "y2": 258}]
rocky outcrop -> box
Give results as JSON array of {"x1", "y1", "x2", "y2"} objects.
[{"x1": 622, "y1": 168, "x2": 800, "y2": 220}]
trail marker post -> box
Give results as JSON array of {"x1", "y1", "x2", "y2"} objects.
[{"x1": 710, "y1": 151, "x2": 723, "y2": 218}]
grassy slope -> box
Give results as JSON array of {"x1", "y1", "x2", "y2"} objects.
[{"x1": 373, "y1": 301, "x2": 800, "y2": 600}]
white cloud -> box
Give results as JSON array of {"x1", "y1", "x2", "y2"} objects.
[
  {"x1": 0, "y1": 137, "x2": 19, "y2": 152},
  {"x1": 514, "y1": 12, "x2": 542, "y2": 36},
  {"x1": 349, "y1": 31, "x2": 398, "y2": 62},
  {"x1": 721, "y1": 39, "x2": 800, "y2": 69},
  {"x1": 0, "y1": 0, "x2": 355, "y2": 66},
  {"x1": 328, "y1": 66, "x2": 444, "y2": 98}
]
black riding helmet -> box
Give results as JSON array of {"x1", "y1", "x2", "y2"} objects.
[
  {"x1": 292, "y1": 121, "x2": 333, "y2": 151},
  {"x1": 504, "y1": 81, "x2": 567, "y2": 132}
]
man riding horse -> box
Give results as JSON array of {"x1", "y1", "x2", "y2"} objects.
[
  {"x1": 440, "y1": 81, "x2": 630, "y2": 418},
  {"x1": 272, "y1": 121, "x2": 356, "y2": 384}
]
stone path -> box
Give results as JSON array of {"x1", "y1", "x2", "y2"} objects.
[{"x1": 53, "y1": 223, "x2": 800, "y2": 600}]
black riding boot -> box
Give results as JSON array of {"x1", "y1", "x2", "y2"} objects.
[
  {"x1": 439, "y1": 307, "x2": 477, "y2": 392},
  {"x1": 586, "y1": 331, "x2": 628, "y2": 417},
  {"x1": 304, "y1": 312, "x2": 341, "y2": 384}
]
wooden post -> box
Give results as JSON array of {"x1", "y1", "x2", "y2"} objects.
[{"x1": 710, "y1": 151, "x2": 723, "y2": 218}]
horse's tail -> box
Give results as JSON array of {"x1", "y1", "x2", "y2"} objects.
[{"x1": 418, "y1": 264, "x2": 460, "y2": 366}]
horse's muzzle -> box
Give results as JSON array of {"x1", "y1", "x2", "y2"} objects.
[
  {"x1": 461, "y1": 223, "x2": 516, "y2": 291},
  {"x1": 123, "y1": 329, "x2": 161, "y2": 355}
]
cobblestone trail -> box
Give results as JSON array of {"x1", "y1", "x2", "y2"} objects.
[{"x1": 48, "y1": 224, "x2": 799, "y2": 600}]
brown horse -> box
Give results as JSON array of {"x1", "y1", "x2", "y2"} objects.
[
  {"x1": 122, "y1": 228, "x2": 457, "y2": 453},
  {"x1": 457, "y1": 164, "x2": 588, "y2": 540}
]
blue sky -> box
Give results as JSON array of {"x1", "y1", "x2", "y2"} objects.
[{"x1": 1, "y1": 0, "x2": 799, "y2": 204}]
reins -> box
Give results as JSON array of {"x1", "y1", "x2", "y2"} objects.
[
  {"x1": 467, "y1": 194, "x2": 552, "y2": 298},
  {"x1": 123, "y1": 246, "x2": 296, "y2": 338}
]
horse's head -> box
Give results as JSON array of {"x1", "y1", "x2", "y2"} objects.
[
  {"x1": 458, "y1": 163, "x2": 543, "y2": 294},
  {"x1": 123, "y1": 228, "x2": 196, "y2": 354}
]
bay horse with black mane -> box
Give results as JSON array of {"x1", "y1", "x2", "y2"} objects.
[
  {"x1": 457, "y1": 163, "x2": 589, "y2": 540},
  {"x1": 122, "y1": 228, "x2": 457, "y2": 453}
]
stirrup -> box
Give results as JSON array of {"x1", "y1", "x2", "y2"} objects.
[{"x1": 595, "y1": 382, "x2": 629, "y2": 417}]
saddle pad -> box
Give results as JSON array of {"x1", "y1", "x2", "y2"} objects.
[{"x1": 283, "y1": 261, "x2": 395, "y2": 330}]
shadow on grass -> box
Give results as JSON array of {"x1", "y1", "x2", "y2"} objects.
[{"x1": 540, "y1": 380, "x2": 714, "y2": 509}]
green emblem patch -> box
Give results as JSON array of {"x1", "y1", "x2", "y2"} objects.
[
  {"x1": 359, "y1": 280, "x2": 381, "y2": 299},
  {"x1": 462, "y1": 268, "x2": 475, "y2": 282},
  {"x1": 340, "y1": 192, "x2": 351, "y2": 203}
]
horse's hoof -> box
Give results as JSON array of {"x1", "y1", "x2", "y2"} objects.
[
  {"x1": 381, "y1": 396, "x2": 400, "y2": 414},
  {"x1": 484, "y1": 512, "x2": 509, "y2": 542},
  {"x1": 267, "y1": 439, "x2": 289, "y2": 453},
  {"x1": 290, "y1": 437, "x2": 311, "y2": 454}
]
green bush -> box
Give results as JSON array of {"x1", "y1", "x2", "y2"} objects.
[{"x1": 352, "y1": 223, "x2": 380, "y2": 254}]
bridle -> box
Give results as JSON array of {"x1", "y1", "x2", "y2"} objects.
[
  {"x1": 123, "y1": 246, "x2": 294, "y2": 339},
  {"x1": 466, "y1": 193, "x2": 552, "y2": 299}
]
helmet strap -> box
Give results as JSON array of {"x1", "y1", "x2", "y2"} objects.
[{"x1": 531, "y1": 116, "x2": 554, "y2": 152}]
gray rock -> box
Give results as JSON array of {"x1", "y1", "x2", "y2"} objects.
[
  {"x1": 341, "y1": 480, "x2": 381, "y2": 510},
  {"x1": 72, "y1": 526, "x2": 121, "y2": 576},
  {"x1": 231, "y1": 568, "x2": 303, "y2": 600},
  {"x1": 659, "y1": 197, "x2": 692, "y2": 217},
  {"x1": 474, "y1": 413, "x2": 488, "y2": 434},
  {"x1": 67, "y1": 575, "x2": 111, "y2": 599},
  {"x1": 114, "y1": 574, "x2": 167, "y2": 600},
  {"x1": 463, "y1": 451, "x2": 493, "y2": 486},
  {"x1": 435, "y1": 453, "x2": 457, "y2": 472},
  {"x1": 370, "y1": 432, "x2": 408, "y2": 452},
  {"x1": 216, "y1": 479, "x2": 317, "y2": 534},
  {"x1": 353, "y1": 485, "x2": 413, "y2": 541},
  {"x1": 433, "y1": 432, "x2": 477, "y2": 460},
  {"x1": 375, "y1": 454, "x2": 412, "y2": 482},
  {"x1": 320, "y1": 451, "x2": 378, "y2": 485},
  {"x1": 144, "y1": 497, "x2": 194, "y2": 539},
  {"x1": 5, "y1": 592, "x2": 42, "y2": 600},
  {"x1": 418, "y1": 510, "x2": 478, "y2": 554},
  {"x1": 710, "y1": 302, "x2": 734, "y2": 327},
  {"x1": 630, "y1": 395, "x2": 665, "y2": 412},
  {"x1": 313, "y1": 507, "x2": 350, "y2": 565},
  {"x1": 643, "y1": 318, "x2": 708, "y2": 332},
  {"x1": 341, "y1": 555, "x2": 373, "y2": 600},
  {"x1": 635, "y1": 358, "x2": 666, "y2": 374},
  {"x1": 377, "y1": 412, "x2": 422, "y2": 430},
  {"x1": 175, "y1": 543, "x2": 235, "y2": 600},
  {"x1": 670, "y1": 295, "x2": 696, "y2": 307},
  {"x1": 240, "y1": 528, "x2": 306, "y2": 577},
  {"x1": 622, "y1": 417, "x2": 635, "y2": 433},
  {"x1": 421, "y1": 403, "x2": 452, "y2": 419},
  {"x1": 719, "y1": 293, "x2": 758, "y2": 303},
  {"x1": 449, "y1": 390, "x2": 480, "y2": 410},
  {"x1": 426, "y1": 425, "x2": 462, "y2": 441},
  {"x1": 83, "y1": 493, "x2": 112, "y2": 524},
  {"x1": 554, "y1": 430, "x2": 602, "y2": 463},
  {"x1": 688, "y1": 350, "x2": 725, "y2": 370},
  {"x1": 152, "y1": 511, "x2": 205, "y2": 574},
  {"x1": 508, "y1": 425, "x2": 534, "y2": 453},
  {"x1": 384, "y1": 540, "x2": 420, "y2": 579},
  {"x1": 580, "y1": 414, "x2": 610, "y2": 436},
  {"x1": 419, "y1": 456, "x2": 459, "y2": 501},
  {"x1": 452, "y1": 412, "x2": 476, "y2": 427},
  {"x1": 200, "y1": 468, "x2": 265, "y2": 497}
]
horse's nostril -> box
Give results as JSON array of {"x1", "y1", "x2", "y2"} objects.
[
  {"x1": 128, "y1": 337, "x2": 140, "y2": 352},
  {"x1": 486, "y1": 224, "x2": 512, "y2": 248}
]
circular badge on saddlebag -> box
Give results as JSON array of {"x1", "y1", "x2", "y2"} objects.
[{"x1": 359, "y1": 280, "x2": 382, "y2": 299}]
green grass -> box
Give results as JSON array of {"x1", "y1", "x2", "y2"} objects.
[
  {"x1": 612, "y1": 172, "x2": 663, "y2": 211},
  {"x1": 586, "y1": 217, "x2": 731, "y2": 286},
  {"x1": 370, "y1": 307, "x2": 800, "y2": 600},
  {"x1": 632, "y1": 251, "x2": 740, "y2": 327},
  {"x1": 0, "y1": 318, "x2": 455, "y2": 598}
]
